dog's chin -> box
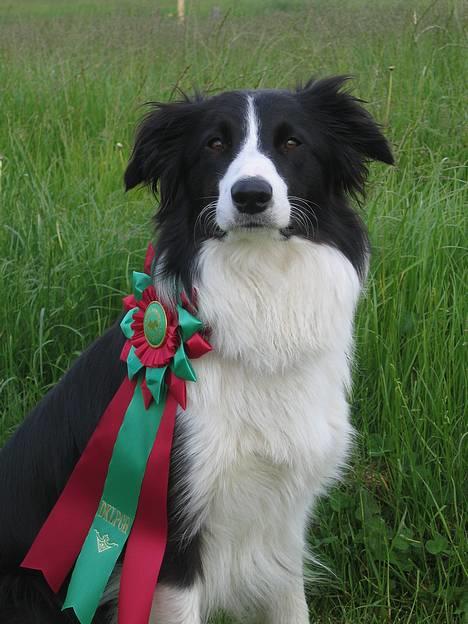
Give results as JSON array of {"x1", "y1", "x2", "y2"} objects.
[{"x1": 224, "y1": 225, "x2": 286, "y2": 242}]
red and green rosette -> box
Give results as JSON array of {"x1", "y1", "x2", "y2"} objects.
[
  {"x1": 21, "y1": 245, "x2": 211, "y2": 624},
  {"x1": 120, "y1": 270, "x2": 210, "y2": 410}
]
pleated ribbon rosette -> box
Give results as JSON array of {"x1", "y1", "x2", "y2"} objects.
[{"x1": 21, "y1": 246, "x2": 212, "y2": 624}]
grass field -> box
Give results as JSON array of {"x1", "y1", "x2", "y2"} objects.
[{"x1": 0, "y1": 0, "x2": 466, "y2": 622}]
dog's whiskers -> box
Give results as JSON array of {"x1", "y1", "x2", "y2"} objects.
[
  {"x1": 195, "y1": 201, "x2": 219, "y2": 239},
  {"x1": 288, "y1": 200, "x2": 317, "y2": 238},
  {"x1": 288, "y1": 196, "x2": 319, "y2": 226}
]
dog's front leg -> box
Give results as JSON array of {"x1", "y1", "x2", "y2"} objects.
[
  {"x1": 264, "y1": 583, "x2": 309, "y2": 624},
  {"x1": 150, "y1": 583, "x2": 201, "y2": 624}
]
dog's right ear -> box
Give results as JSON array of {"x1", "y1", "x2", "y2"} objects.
[{"x1": 124, "y1": 100, "x2": 200, "y2": 193}]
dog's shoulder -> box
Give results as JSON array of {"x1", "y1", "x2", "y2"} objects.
[{"x1": 0, "y1": 320, "x2": 126, "y2": 567}]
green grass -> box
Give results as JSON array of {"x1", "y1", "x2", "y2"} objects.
[{"x1": 0, "y1": 1, "x2": 466, "y2": 622}]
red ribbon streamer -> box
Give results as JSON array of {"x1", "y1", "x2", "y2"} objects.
[
  {"x1": 118, "y1": 393, "x2": 178, "y2": 623},
  {"x1": 144, "y1": 244, "x2": 155, "y2": 276},
  {"x1": 21, "y1": 378, "x2": 136, "y2": 592}
]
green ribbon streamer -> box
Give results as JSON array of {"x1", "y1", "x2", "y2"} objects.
[
  {"x1": 171, "y1": 344, "x2": 196, "y2": 382},
  {"x1": 63, "y1": 379, "x2": 166, "y2": 624},
  {"x1": 132, "y1": 272, "x2": 152, "y2": 300},
  {"x1": 177, "y1": 304, "x2": 203, "y2": 341},
  {"x1": 120, "y1": 307, "x2": 137, "y2": 339},
  {"x1": 126, "y1": 346, "x2": 143, "y2": 380},
  {"x1": 146, "y1": 365, "x2": 167, "y2": 404}
]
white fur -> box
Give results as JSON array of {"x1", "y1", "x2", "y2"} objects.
[
  {"x1": 151, "y1": 585, "x2": 201, "y2": 624},
  {"x1": 216, "y1": 96, "x2": 291, "y2": 231},
  {"x1": 162, "y1": 235, "x2": 360, "y2": 621}
]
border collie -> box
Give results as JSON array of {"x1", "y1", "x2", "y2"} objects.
[{"x1": 0, "y1": 77, "x2": 393, "y2": 623}]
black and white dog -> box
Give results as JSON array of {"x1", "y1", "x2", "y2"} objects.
[{"x1": 0, "y1": 77, "x2": 393, "y2": 623}]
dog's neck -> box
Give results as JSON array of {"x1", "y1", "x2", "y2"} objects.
[{"x1": 192, "y1": 235, "x2": 362, "y2": 374}]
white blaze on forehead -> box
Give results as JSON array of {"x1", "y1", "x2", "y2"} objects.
[
  {"x1": 243, "y1": 95, "x2": 259, "y2": 155},
  {"x1": 216, "y1": 95, "x2": 291, "y2": 232}
]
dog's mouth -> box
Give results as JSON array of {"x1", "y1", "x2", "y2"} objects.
[
  {"x1": 210, "y1": 209, "x2": 294, "y2": 240},
  {"x1": 233, "y1": 222, "x2": 265, "y2": 229},
  {"x1": 197, "y1": 211, "x2": 277, "y2": 239},
  {"x1": 222, "y1": 213, "x2": 284, "y2": 234},
  {"x1": 214, "y1": 220, "x2": 295, "y2": 241},
  {"x1": 235, "y1": 225, "x2": 302, "y2": 241},
  {"x1": 218, "y1": 225, "x2": 291, "y2": 243}
]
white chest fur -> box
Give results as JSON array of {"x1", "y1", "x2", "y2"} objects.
[{"x1": 175, "y1": 234, "x2": 362, "y2": 616}]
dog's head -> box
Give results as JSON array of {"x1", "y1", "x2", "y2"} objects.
[{"x1": 125, "y1": 77, "x2": 393, "y2": 292}]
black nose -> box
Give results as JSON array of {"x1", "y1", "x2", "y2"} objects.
[{"x1": 231, "y1": 178, "x2": 273, "y2": 214}]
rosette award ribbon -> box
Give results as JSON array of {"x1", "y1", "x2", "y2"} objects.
[{"x1": 21, "y1": 244, "x2": 212, "y2": 624}]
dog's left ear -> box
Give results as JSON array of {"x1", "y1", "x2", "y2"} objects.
[
  {"x1": 298, "y1": 76, "x2": 394, "y2": 195},
  {"x1": 124, "y1": 99, "x2": 200, "y2": 193}
]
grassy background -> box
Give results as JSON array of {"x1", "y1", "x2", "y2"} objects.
[{"x1": 0, "y1": 0, "x2": 466, "y2": 622}]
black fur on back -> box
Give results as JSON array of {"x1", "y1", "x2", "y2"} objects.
[{"x1": 0, "y1": 321, "x2": 202, "y2": 622}]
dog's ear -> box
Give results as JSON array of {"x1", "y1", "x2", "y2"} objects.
[
  {"x1": 298, "y1": 76, "x2": 394, "y2": 196},
  {"x1": 124, "y1": 99, "x2": 200, "y2": 193}
]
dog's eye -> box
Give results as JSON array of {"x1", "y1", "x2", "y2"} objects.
[
  {"x1": 284, "y1": 137, "x2": 301, "y2": 151},
  {"x1": 207, "y1": 137, "x2": 225, "y2": 152}
]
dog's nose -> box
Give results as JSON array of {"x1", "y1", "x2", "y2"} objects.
[{"x1": 231, "y1": 178, "x2": 273, "y2": 214}]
